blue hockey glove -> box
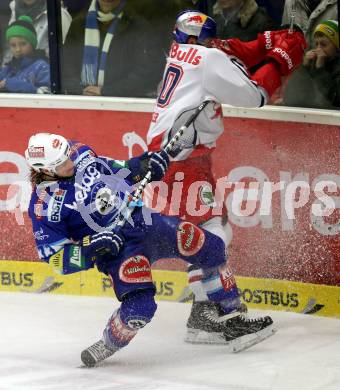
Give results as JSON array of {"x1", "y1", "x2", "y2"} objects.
[
  {"x1": 82, "y1": 231, "x2": 125, "y2": 260},
  {"x1": 48, "y1": 245, "x2": 94, "y2": 275},
  {"x1": 148, "y1": 150, "x2": 169, "y2": 181},
  {"x1": 127, "y1": 150, "x2": 169, "y2": 183}
]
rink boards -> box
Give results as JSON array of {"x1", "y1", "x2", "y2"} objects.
[
  {"x1": 0, "y1": 96, "x2": 338, "y2": 286},
  {"x1": 0, "y1": 260, "x2": 339, "y2": 318},
  {"x1": 0, "y1": 95, "x2": 339, "y2": 319}
]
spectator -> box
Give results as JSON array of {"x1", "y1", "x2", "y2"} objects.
[
  {"x1": 256, "y1": 0, "x2": 285, "y2": 25},
  {"x1": 282, "y1": 0, "x2": 338, "y2": 47},
  {"x1": 63, "y1": 0, "x2": 91, "y2": 18},
  {"x1": 0, "y1": 15, "x2": 50, "y2": 93},
  {"x1": 191, "y1": 0, "x2": 208, "y2": 13},
  {"x1": 0, "y1": 2, "x2": 11, "y2": 63},
  {"x1": 212, "y1": 0, "x2": 278, "y2": 41},
  {"x1": 3, "y1": 0, "x2": 72, "y2": 64},
  {"x1": 283, "y1": 20, "x2": 340, "y2": 109},
  {"x1": 62, "y1": 0, "x2": 168, "y2": 97}
]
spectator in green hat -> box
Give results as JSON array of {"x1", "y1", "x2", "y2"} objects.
[
  {"x1": 2, "y1": 0, "x2": 72, "y2": 65},
  {"x1": 283, "y1": 20, "x2": 340, "y2": 109},
  {"x1": 0, "y1": 15, "x2": 50, "y2": 93}
]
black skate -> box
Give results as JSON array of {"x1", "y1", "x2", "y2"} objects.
[
  {"x1": 185, "y1": 301, "x2": 275, "y2": 352},
  {"x1": 81, "y1": 339, "x2": 118, "y2": 367}
]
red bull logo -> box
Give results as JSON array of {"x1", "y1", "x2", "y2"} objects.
[{"x1": 187, "y1": 15, "x2": 204, "y2": 24}]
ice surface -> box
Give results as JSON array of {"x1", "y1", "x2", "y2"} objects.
[{"x1": 0, "y1": 292, "x2": 339, "y2": 390}]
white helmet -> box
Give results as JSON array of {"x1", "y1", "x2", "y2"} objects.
[{"x1": 25, "y1": 133, "x2": 70, "y2": 173}]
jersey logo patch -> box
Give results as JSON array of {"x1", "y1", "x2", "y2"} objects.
[
  {"x1": 33, "y1": 227, "x2": 49, "y2": 241},
  {"x1": 48, "y1": 189, "x2": 67, "y2": 222},
  {"x1": 119, "y1": 255, "x2": 152, "y2": 284},
  {"x1": 210, "y1": 103, "x2": 223, "y2": 120},
  {"x1": 95, "y1": 187, "x2": 116, "y2": 215},
  {"x1": 177, "y1": 222, "x2": 205, "y2": 256},
  {"x1": 199, "y1": 184, "x2": 216, "y2": 207},
  {"x1": 75, "y1": 150, "x2": 95, "y2": 172},
  {"x1": 34, "y1": 189, "x2": 48, "y2": 220},
  {"x1": 219, "y1": 264, "x2": 236, "y2": 292}
]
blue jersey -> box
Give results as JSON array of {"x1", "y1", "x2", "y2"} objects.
[
  {"x1": 28, "y1": 141, "x2": 139, "y2": 274},
  {"x1": 28, "y1": 141, "x2": 229, "y2": 306}
]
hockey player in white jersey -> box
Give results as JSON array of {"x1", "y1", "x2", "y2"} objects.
[{"x1": 148, "y1": 10, "x2": 306, "y2": 345}]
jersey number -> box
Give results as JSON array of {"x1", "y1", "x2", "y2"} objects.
[{"x1": 157, "y1": 64, "x2": 183, "y2": 108}]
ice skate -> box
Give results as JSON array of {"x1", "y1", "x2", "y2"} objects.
[
  {"x1": 185, "y1": 301, "x2": 275, "y2": 352},
  {"x1": 81, "y1": 339, "x2": 118, "y2": 367}
]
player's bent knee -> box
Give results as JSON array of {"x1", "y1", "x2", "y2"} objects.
[
  {"x1": 120, "y1": 289, "x2": 157, "y2": 328},
  {"x1": 177, "y1": 221, "x2": 227, "y2": 268},
  {"x1": 109, "y1": 253, "x2": 155, "y2": 301}
]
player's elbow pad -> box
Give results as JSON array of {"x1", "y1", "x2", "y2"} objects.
[{"x1": 48, "y1": 245, "x2": 94, "y2": 275}]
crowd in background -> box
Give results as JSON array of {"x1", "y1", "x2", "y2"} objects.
[{"x1": 0, "y1": 0, "x2": 339, "y2": 109}]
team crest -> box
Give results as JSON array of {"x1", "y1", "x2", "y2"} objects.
[
  {"x1": 199, "y1": 184, "x2": 216, "y2": 207},
  {"x1": 95, "y1": 187, "x2": 116, "y2": 215}
]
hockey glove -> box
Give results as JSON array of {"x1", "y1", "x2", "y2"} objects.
[
  {"x1": 148, "y1": 150, "x2": 169, "y2": 181},
  {"x1": 127, "y1": 150, "x2": 169, "y2": 183},
  {"x1": 48, "y1": 245, "x2": 94, "y2": 275},
  {"x1": 82, "y1": 231, "x2": 125, "y2": 260},
  {"x1": 266, "y1": 31, "x2": 307, "y2": 76},
  {"x1": 257, "y1": 29, "x2": 291, "y2": 53}
]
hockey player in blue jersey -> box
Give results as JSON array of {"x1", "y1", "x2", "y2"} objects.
[{"x1": 26, "y1": 133, "x2": 274, "y2": 367}]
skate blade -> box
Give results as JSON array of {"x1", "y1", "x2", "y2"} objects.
[
  {"x1": 228, "y1": 324, "x2": 277, "y2": 353},
  {"x1": 185, "y1": 324, "x2": 277, "y2": 352},
  {"x1": 185, "y1": 329, "x2": 229, "y2": 345}
]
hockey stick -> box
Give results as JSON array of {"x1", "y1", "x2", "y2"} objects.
[{"x1": 114, "y1": 99, "x2": 211, "y2": 228}]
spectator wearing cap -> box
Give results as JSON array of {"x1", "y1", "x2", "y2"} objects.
[
  {"x1": 0, "y1": 15, "x2": 50, "y2": 93},
  {"x1": 213, "y1": 0, "x2": 278, "y2": 41},
  {"x1": 283, "y1": 20, "x2": 340, "y2": 109},
  {"x1": 282, "y1": 0, "x2": 337, "y2": 47},
  {"x1": 2, "y1": 0, "x2": 72, "y2": 64}
]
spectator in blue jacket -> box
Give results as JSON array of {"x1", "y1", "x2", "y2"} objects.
[{"x1": 0, "y1": 15, "x2": 50, "y2": 93}]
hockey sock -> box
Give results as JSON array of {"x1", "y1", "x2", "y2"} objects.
[
  {"x1": 202, "y1": 264, "x2": 241, "y2": 314},
  {"x1": 188, "y1": 265, "x2": 208, "y2": 301},
  {"x1": 103, "y1": 290, "x2": 157, "y2": 349}
]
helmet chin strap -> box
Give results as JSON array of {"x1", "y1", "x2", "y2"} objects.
[{"x1": 41, "y1": 170, "x2": 73, "y2": 182}]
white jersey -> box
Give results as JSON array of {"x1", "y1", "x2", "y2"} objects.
[{"x1": 147, "y1": 42, "x2": 267, "y2": 160}]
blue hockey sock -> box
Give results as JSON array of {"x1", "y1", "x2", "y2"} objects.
[{"x1": 103, "y1": 290, "x2": 157, "y2": 349}]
